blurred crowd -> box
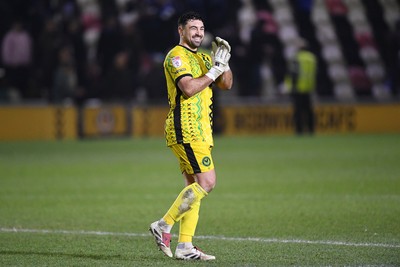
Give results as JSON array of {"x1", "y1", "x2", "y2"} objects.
[
  {"x1": 0, "y1": 0, "x2": 399, "y2": 105},
  {"x1": 0, "y1": 0, "x2": 289, "y2": 105}
]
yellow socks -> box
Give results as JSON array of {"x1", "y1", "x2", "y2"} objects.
[
  {"x1": 179, "y1": 200, "x2": 200, "y2": 243},
  {"x1": 162, "y1": 182, "x2": 207, "y2": 240}
]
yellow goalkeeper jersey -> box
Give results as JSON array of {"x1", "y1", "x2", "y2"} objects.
[{"x1": 163, "y1": 45, "x2": 214, "y2": 147}]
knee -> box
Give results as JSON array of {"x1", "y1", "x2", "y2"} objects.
[
  {"x1": 196, "y1": 170, "x2": 217, "y2": 193},
  {"x1": 200, "y1": 178, "x2": 216, "y2": 193}
]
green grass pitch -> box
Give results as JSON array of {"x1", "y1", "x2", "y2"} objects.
[{"x1": 0, "y1": 134, "x2": 399, "y2": 266}]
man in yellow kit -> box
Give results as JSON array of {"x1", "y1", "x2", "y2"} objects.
[
  {"x1": 149, "y1": 11, "x2": 233, "y2": 261},
  {"x1": 285, "y1": 38, "x2": 317, "y2": 135}
]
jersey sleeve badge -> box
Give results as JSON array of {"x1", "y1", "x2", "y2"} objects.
[{"x1": 172, "y1": 56, "x2": 182, "y2": 68}]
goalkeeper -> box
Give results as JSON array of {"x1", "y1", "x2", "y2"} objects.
[{"x1": 149, "y1": 11, "x2": 233, "y2": 261}]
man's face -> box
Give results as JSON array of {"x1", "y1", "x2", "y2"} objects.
[{"x1": 179, "y1": 19, "x2": 204, "y2": 50}]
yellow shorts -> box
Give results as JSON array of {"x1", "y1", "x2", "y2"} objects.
[{"x1": 170, "y1": 143, "x2": 214, "y2": 174}]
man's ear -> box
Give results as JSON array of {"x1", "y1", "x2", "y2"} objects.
[{"x1": 178, "y1": 26, "x2": 183, "y2": 37}]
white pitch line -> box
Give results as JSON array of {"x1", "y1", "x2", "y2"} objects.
[{"x1": 1, "y1": 227, "x2": 399, "y2": 249}]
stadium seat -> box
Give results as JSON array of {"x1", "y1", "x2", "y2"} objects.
[
  {"x1": 379, "y1": 0, "x2": 400, "y2": 29},
  {"x1": 328, "y1": 64, "x2": 348, "y2": 82},
  {"x1": 366, "y1": 64, "x2": 385, "y2": 82},
  {"x1": 274, "y1": 7, "x2": 292, "y2": 25},
  {"x1": 322, "y1": 44, "x2": 342, "y2": 63},
  {"x1": 372, "y1": 84, "x2": 391, "y2": 99},
  {"x1": 334, "y1": 82, "x2": 354, "y2": 99},
  {"x1": 278, "y1": 25, "x2": 298, "y2": 43},
  {"x1": 355, "y1": 32, "x2": 376, "y2": 48},
  {"x1": 312, "y1": 6, "x2": 329, "y2": 24},
  {"x1": 316, "y1": 25, "x2": 336, "y2": 44},
  {"x1": 326, "y1": 0, "x2": 348, "y2": 15},
  {"x1": 257, "y1": 10, "x2": 278, "y2": 34},
  {"x1": 348, "y1": 66, "x2": 372, "y2": 95},
  {"x1": 348, "y1": 8, "x2": 365, "y2": 26},
  {"x1": 360, "y1": 47, "x2": 379, "y2": 63}
]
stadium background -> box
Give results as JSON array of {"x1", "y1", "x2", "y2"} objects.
[{"x1": 0, "y1": 0, "x2": 399, "y2": 140}]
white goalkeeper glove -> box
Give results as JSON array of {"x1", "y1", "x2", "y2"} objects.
[
  {"x1": 215, "y1": 36, "x2": 231, "y2": 52},
  {"x1": 211, "y1": 37, "x2": 231, "y2": 72},
  {"x1": 206, "y1": 45, "x2": 231, "y2": 81}
]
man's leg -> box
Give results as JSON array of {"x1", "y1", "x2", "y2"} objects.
[
  {"x1": 150, "y1": 144, "x2": 216, "y2": 260},
  {"x1": 304, "y1": 94, "x2": 315, "y2": 134},
  {"x1": 179, "y1": 199, "x2": 200, "y2": 243},
  {"x1": 149, "y1": 181, "x2": 207, "y2": 258},
  {"x1": 175, "y1": 170, "x2": 216, "y2": 260},
  {"x1": 292, "y1": 94, "x2": 303, "y2": 135},
  {"x1": 163, "y1": 182, "x2": 208, "y2": 225},
  {"x1": 176, "y1": 170, "x2": 214, "y2": 245}
]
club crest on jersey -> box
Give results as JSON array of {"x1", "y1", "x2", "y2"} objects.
[
  {"x1": 172, "y1": 56, "x2": 182, "y2": 68},
  {"x1": 202, "y1": 156, "x2": 211, "y2": 167}
]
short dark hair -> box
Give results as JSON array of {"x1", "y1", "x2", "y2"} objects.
[{"x1": 178, "y1": 11, "x2": 204, "y2": 27}]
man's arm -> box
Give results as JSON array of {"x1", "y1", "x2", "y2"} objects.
[
  {"x1": 213, "y1": 37, "x2": 233, "y2": 90},
  {"x1": 215, "y1": 69, "x2": 233, "y2": 90},
  {"x1": 178, "y1": 67, "x2": 233, "y2": 97},
  {"x1": 178, "y1": 46, "x2": 230, "y2": 97},
  {"x1": 177, "y1": 75, "x2": 214, "y2": 98}
]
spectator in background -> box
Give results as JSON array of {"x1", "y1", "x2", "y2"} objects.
[
  {"x1": 237, "y1": 8, "x2": 284, "y2": 98},
  {"x1": 284, "y1": 38, "x2": 317, "y2": 135},
  {"x1": 101, "y1": 51, "x2": 135, "y2": 102},
  {"x1": 1, "y1": 21, "x2": 32, "y2": 99},
  {"x1": 120, "y1": 21, "x2": 144, "y2": 76},
  {"x1": 137, "y1": 1, "x2": 178, "y2": 54},
  {"x1": 237, "y1": 0, "x2": 257, "y2": 45},
  {"x1": 36, "y1": 18, "x2": 64, "y2": 99},
  {"x1": 84, "y1": 61, "x2": 102, "y2": 99},
  {"x1": 235, "y1": 0, "x2": 257, "y2": 97},
  {"x1": 0, "y1": 2, "x2": 14, "y2": 41},
  {"x1": 246, "y1": 10, "x2": 281, "y2": 97},
  {"x1": 97, "y1": 15, "x2": 122, "y2": 76},
  {"x1": 139, "y1": 53, "x2": 166, "y2": 103},
  {"x1": 52, "y1": 46, "x2": 80, "y2": 103},
  {"x1": 64, "y1": 19, "x2": 88, "y2": 94},
  {"x1": 0, "y1": 68, "x2": 8, "y2": 101},
  {"x1": 389, "y1": 18, "x2": 400, "y2": 96}
]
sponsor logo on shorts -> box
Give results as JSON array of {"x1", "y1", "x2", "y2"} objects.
[{"x1": 202, "y1": 156, "x2": 211, "y2": 167}]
